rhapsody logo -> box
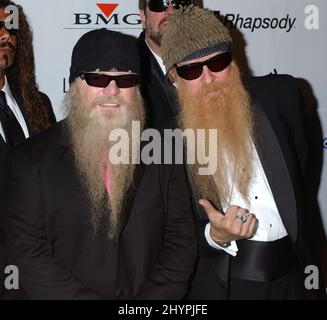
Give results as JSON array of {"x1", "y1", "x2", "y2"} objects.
[
  {"x1": 214, "y1": 11, "x2": 296, "y2": 33},
  {"x1": 71, "y1": 3, "x2": 141, "y2": 29}
]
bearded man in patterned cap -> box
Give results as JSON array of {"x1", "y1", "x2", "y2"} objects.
[{"x1": 161, "y1": 5, "x2": 314, "y2": 300}]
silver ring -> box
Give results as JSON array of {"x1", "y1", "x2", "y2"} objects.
[{"x1": 236, "y1": 212, "x2": 250, "y2": 223}]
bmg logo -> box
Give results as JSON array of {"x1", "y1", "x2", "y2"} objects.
[
  {"x1": 323, "y1": 138, "x2": 327, "y2": 150},
  {"x1": 73, "y1": 3, "x2": 141, "y2": 27}
]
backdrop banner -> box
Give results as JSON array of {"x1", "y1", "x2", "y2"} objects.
[{"x1": 14, "y1": 0, "x2": 326, "y2": 243}]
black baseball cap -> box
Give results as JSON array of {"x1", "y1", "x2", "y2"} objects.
[{"x1": 69, "y1": 28, "x2": 140, "y2": 84}]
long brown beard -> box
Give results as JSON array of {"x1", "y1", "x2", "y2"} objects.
[
  {"x1": 65, "y1": 84, "x2": 145, "y2": 239},
  {"x1": 177, "y1": 61, "x2": 254, "y2": 209}
]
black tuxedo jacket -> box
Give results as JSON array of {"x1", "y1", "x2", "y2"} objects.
[
  {"x1": 0, "y1": 90, "x2": 55, "y2": 297},
  {"x1": 0, "y1": 91, "x2": 55, "y2": 195},
  {"x1": 187, "y1": 74, "x2": 312, "y2": 299},
  {"x1": 138, "y1": 32, "x2": 178, "y2": 130},
  {"x1": 5, "y1": 121, "x2": 196, "y2": 299},
  {"x1": 0, "y1": 90, "x2": 55, "y2": 201}
]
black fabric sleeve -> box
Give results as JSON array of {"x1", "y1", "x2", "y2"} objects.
[
  {"x1": 5, "y1": 152, "x2": 101, "y2": 300},
  {"x1": 136, "y1": 164, "x2": 197, "y2": 299}
]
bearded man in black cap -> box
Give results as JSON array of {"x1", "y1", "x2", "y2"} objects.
[
  {"x1": 161, "y1": 6, "x2": 314, "y2": 299},
  {"x1": 4, "y1": 29, "x2": 196, "y2": 300}
]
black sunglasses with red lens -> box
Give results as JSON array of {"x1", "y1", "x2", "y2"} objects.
[
  {"x1": 148, "y1": 0, "x2": 193, "y2": 13},
  {"x1": 79, "y1": 72, "x2": 139, "y2": 88},
  {"x1": 175, "y1": 52, "x2": 232, "y2": 81}
]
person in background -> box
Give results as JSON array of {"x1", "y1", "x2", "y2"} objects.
[
  {"x1": 0, "y1": 0, "x2": 55, "y2": 299},
  {"x1": 138, "y1": 0, "x2": 194, "y2": 130}
]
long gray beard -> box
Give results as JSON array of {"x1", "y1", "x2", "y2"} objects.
[{"x1": 65, "y1": 84, "x2": 145, "y2": 239}]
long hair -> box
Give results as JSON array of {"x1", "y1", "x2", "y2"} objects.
[
  {"x1": 1, "y1": 0, "x2": 52, "y2": 132},
  {"x1": 139, "y1": 0, "x2": 146, "y2": 10}
]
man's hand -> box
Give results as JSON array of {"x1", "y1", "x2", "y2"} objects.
[{"x1": 199, "y1": 199, "x2": 257, "y2": 245}]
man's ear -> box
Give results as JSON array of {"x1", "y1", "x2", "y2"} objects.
[
  {"x1": 140, "y1": 10, "x2": 146, "y2": 29},
  {"x1": 168, "y1": 68, "x2": 177, "y2": 85}
]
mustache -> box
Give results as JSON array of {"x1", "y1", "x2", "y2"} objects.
[
  {"x1": 0, "y1": 40, "x2": 16, "y2": 52},
  {"x1": 197, "y1": 82, "x2": 225, "y2": 99},
  {"x1": 91, "y1": 96, "x2": 130, "y2": 108}
]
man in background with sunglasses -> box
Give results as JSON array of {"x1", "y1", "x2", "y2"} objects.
[
  {"x1": 5, "y1": 28, "x2": 196, "y2": 299},
  {"x1": 138, "y1": 0, "x2": 194, "y2": 130},
  {"x1": 0, "y1": 0, "x2": 56, "y2": 299},
  {"x1": 161, "y1": 6, "x2": 313, "y2": 299}
]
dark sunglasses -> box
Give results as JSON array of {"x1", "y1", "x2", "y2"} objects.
[
  {"x1": 0, "y1": 21, "x2": 17, "y2": 35},
  {"x1": 79, "y1": 72, "x2": 139, "y2": 88},
  {"x1": 175, "y1": 52, "x2": 232, "y2": 81},
  {"x1": 148, "y1": 0, "x2": 193, "y2": 13}
]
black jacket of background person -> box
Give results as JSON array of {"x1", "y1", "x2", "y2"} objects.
[
  {"x1": 138, "y1": 31, "x2": 178, "y2": 130},
  {"x1": 186, "y1": 74, "x2": 314, "y2": 299},
  {"x1": 5, "y1": 121, "x2": 196, "y2": 299},
  {"x1": 0, "y1": 91, "x2": 56, "y2": 298}
]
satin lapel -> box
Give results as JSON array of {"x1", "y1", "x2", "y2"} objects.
[
  {"x1": 0, "y1": 135, "x2": 6, "y2": 147},
  {"x1": 252, "y1": 98, "x2": 298, "y2": 242},
  {"x1": 115, "y1": 162, "x2": 145, "y2": 241},
  {"x1": 11, "y1": 91, "x2": 34, "y2": 136},
  {"x1": 58, "y1": 122, "x2": 85, "y2": 198},
  {"x1": 186, "y1": 165, "x2": 222, "y2": 220},
  {"x1": 150, "y1": 57, "x2": 178, "y2": 115}
]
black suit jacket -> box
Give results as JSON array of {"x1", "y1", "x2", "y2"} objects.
[
  {"x1": 138, "y1": 32, "x2": 178, "y2": 130},
  {"x1": 187, "y1": 74, "x2": 312, "y2": 299},
  {"x1": 5, "y1": 121, "x2": 196, "y2": 299},
  {"x1": 0, "y1": 89, "x2": 55, "y2": 298},
  {"x1": 0, "y1": 89, "x2": 55, "y2": 205},
  {"x1": 0, "y1": 90, "x2": 55, "y2": 194}
]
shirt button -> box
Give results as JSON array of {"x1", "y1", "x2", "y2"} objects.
[
  {"x1": 270, "y1": 224, "x2": 272, "y2": 227},
  {"x1": 255, "y1": 196, "x2": 258, "y2": 200}
]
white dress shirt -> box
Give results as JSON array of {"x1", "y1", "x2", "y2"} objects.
[
  {"x1": 0, "y1": 76, "x2": 29, "y2": 142},
  {"x1": 145, "y1": 40, "x2": 166, "y2": 75},
  {"x1": 205, "y1": 142, "x2": 288, "y2": 256}
]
